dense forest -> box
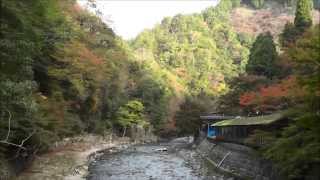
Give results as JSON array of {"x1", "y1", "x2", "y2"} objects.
[
  {"x1": 0, "y1": 0, "x2": 168, "y2": 175},
  {"x1": 218, "y1": 0, "x2": 320, "y2": 179},
  {"x1": 0, "y1": 0, "x2": 319, "y2": 179}
]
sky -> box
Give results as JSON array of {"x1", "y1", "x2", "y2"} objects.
[{"x1": 77, "y1": 0, "x2": 219, "y2": 40}]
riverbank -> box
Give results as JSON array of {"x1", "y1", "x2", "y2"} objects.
[
  {"x1": 14, "y1": 134, "x2": 136, "y2": 180},
  {"x1": 196, "y1": 138, "x2": 280, "y2": 180}
]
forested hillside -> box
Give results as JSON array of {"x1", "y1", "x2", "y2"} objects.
[
  {"x1": 131, "y1": 1, "x2": 250, "y2": 97},
  {"x1": 130, "y1": 0, "x2": 320, "y2": 178},
  {"x1": 130, "y1": 0, "x2": 319, "y2": 136},
  {"x1": 0, "y1": 0, "x2": 176, "y2": 174},
  {"x1": 130, "y1": 1, "x2": 253, "y2": 135},
  {"x1": 1, "y1": 0, "x2": 319, "y2": 179},
  {"x1": 217, "y1": 0, "x2": 320, "y2": 179}
]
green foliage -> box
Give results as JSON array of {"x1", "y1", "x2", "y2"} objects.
[
  {"x1": 246, "y1": 32, "x2": 278, "y2": 78},
  {"x1": 264, "y1": 110, "x2": 320, "y2": 179},
  {"x1": 231, "y1": 0, "x2": 242, "y2": 8},
  {"x1": 133, "y1": 75, "x2": 172, "y2": 129},
  {"x1": 280, "y1": 0, "x2": 315, "y2": 47},
  {"x1": 250, "y1": 0, "x2": 265, "y2": 8},
  {"x1": 294, "y1": 0, "x2": 313, "y2": 31},
  {"x1": 0, "y1": 0, "x2": 63, "y2": 174},
  {"x1": 115, "y1": 100, "x2": 146, "y2": 128},
  {"x1": 0, "y1": 0, "x2": 146, "y2": 173},
  {"x1": 0, "y1": 0, "x2": 41, "y2": 152},
  {"x1": 131, "y1": 0, "x2": 250, "y2": 96},
  {"x1": 288, "y1": 25, "x2": 320, "y2": 94},
  {"x1": 218, "y1": 11, "x2": 318, "y2": 180},
  {"x1": 261, "y1": 26, "x2": 320, "y2": 179},
  {"x1": 280, "y1": 22, "x2": 300, "y2": 47},
  {"x1": 128, "y1": 0, "x2": 251, "y2": 133}
]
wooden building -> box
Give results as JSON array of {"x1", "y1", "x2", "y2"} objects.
[{"x1": 210, "y1": 112, "x2": 288, "y2": 145}]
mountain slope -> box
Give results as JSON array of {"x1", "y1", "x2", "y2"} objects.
[
  {"x1": 131, "y1": 0, "x2": 250, "y2": 97},
  {"x1": 230, "y1": 6, "x2": 320, "y2": 37}
]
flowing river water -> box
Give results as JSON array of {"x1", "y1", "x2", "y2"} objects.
[{"x1": 87, "y1": 138, "x2": 237, "y2": 180}]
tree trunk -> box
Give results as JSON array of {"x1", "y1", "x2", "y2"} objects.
[
  {"x1": 122, "y1": 127, "x2": 127, "y2": 137},
  {"x1": 110, "y1": 127, "x2": 113, "y2": 143}
]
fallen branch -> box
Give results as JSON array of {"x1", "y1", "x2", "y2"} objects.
[{"x1": 217, "y1": 151, "x2": 231, "y2": 167}]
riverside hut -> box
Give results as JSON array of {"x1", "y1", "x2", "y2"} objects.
[{"x1": 211, "y1": 112, "x2": 288, "y2": 145}]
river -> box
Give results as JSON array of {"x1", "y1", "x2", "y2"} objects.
[{"x1": 87, "y1": 138, "x2": 237, "y2": 180}]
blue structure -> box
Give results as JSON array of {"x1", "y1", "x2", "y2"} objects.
[
  {"x1": 200, "y1": 114, "x2": 235, "y2": 139},
  {"x1": 207, "y1": 125, "x2": 216, "y2": 138}
]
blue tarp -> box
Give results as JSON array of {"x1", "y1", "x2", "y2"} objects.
[{"x1": 207, "y1": 125, "x2": 216, "y2": 138}]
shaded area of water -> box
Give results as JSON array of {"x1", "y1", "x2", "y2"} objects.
[{"x1": 87, "y1": 139, "x2": 236, "y2": 180}]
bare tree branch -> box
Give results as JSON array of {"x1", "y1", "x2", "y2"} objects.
[
  {"x1": 0, "y1": 140, "x2": 27, "y2": 150},
  {"x1": 5, "y1": 108, "x2": 11, "y2": 141},
  {"x1": 0, "y1": 130, "x2": 35, "y2": 150},
  {"x1": 19, "y1": 130, "x2": 35, "y2": 147},
  {"x1": 0, "y1": 109, "x2": 35, "y2": 150}
]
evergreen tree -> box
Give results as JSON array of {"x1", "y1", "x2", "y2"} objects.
[
  {"x1": 264, "y1": 26, "x2": 320, "y2": 179},
  {"x1": 280, "y1": 22, "x2": 299, "y2": 47},
  {"x1": 246, "y1": 32, "x2": 278, "y2": 78},
  {"x1": 294, "y1": 0, "x2": 313, "y2": 31}
]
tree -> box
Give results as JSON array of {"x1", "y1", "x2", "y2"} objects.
[
  {"x1": 250, "y1": 0, "x2": 265, "y2": 9},
  {"x1": 263, "y1": 26, "x2": 320, "y2": 180},
  {"x1": 289, "y1": 25, "x2": 319, "y2": 100},
  {"x1": 246, "y1": 32, "x2": 278, "y2": 78},
  {"x1": 280, "y1": 22, "x2": 299, "y2": 47},
  {"x1": 231, "y1": 0, "x2": 241, "y2": 8},
  {"x1": 175, "y1": 96, "x2": 211, "y2": 136},
  {"x1": 294, "y1": 0, "x2": 313, "y2": 31},
  {"x1": 115, "y1": 100, "x2": 146, "y2": 136}
]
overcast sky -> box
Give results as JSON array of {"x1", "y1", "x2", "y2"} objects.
[{"x1": 77, "y1": 0, "x2": 219, "y2": 40}]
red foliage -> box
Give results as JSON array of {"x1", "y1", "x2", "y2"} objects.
[
  {"x1": 239, "y1": 76, "x2": 306, "y2": 111},
  {"x1": 239, "y1": 91, "x2": 257, "y2": 106}
]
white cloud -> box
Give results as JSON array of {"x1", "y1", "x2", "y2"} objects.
[{"x1": 77, "y1": 0, "x2": 219, "y2": 39}]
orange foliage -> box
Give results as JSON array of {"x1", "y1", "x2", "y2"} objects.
[
  {"x1": 60, "y1": 40, "x2": 104, "y2": 66},
  {"x1": 260, "y1": 76, "x2": 295, "y2": 98},
  {"x1": 239, "y1": 76, "x2": 306, "y2": 110},
  {"x1": 239, "y1": 91, "x2": 257, "y2": 106},
  {"x1": 76, "y1": 42, "x2": 104, "y2": 65}
]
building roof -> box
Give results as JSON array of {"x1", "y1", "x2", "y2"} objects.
[
  {"x1": 200, "y1": 115, "x2": 235, "y2": 120},
  {"x1": 212, "y1": 113, "x2": 283, "y2": 127}
]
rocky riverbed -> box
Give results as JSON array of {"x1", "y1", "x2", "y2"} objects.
[
  {"x1": 87, "y1": 137, "x2": 237, "y2": 180},
  {"x1": 16, "y1": 136, "x2": 243, "y2": 180}
]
